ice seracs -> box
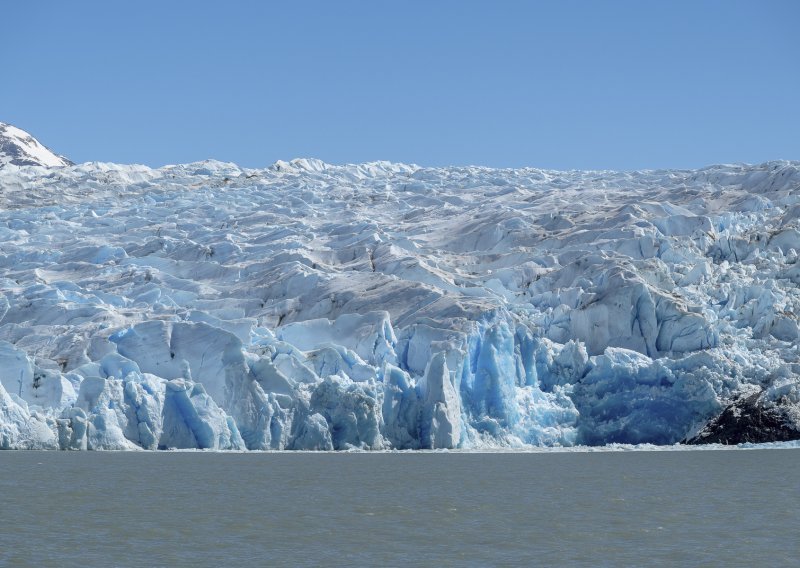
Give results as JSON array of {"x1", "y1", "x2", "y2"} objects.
[{"x1": 0, "y1": 127, "x2": 798, "y2": 449}]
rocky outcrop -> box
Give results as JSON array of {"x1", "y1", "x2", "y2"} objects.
[{"x1": 685, "y1": 390, "x2": 800, "y2": 445}]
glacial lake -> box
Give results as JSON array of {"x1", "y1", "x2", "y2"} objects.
[{"x1": 1, "y1": 448, "x2": 798, "y2": 566}]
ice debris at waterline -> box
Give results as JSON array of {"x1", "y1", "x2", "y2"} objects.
[{"x1": 1, "y1": 152, "x2": 799, "y2": 449}]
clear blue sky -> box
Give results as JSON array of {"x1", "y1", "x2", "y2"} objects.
[{"x1": 3, "y1": 1, "x2": 798, "y2": 170}]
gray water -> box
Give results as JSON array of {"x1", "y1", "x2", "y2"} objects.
[{"x1": 1, "y1": 449, "x2": 798, "y2": 567}]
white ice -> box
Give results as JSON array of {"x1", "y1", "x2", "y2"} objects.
[{"x1": 0, "y1": 152, "x2": 798, "y2": 450}]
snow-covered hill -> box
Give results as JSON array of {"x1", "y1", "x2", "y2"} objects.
[
  {"x1": 0, "y1": 122, "x2": 72, "y2": 168},
  {"x1": 0, "y1": 145, "x2": 798, "y2": 449}
]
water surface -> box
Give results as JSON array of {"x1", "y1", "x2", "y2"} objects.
[{"x1": 1, "y1": 449, "x2": 798, "y2": 566}]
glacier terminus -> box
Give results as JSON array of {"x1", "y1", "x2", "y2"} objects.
[{"x1": 1, "y1": 124, "x2": 799, "y2": 450}]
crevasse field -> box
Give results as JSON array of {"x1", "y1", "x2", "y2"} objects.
[{"x1": 1, "y1": 156, "x2": 799, "y2": 450}]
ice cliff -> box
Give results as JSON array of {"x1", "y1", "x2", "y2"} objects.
[{"x1": 1, "y1": 134, "x2": 799, "y2": 449}]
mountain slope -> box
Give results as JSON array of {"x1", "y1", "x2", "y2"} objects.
[{"x1": 0, "y1": 122, "x2": 72, "y2": 168}]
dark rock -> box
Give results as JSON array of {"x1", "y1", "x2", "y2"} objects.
[{"x1": 684, "y1": 391, "x2": 800, "y2": 445}]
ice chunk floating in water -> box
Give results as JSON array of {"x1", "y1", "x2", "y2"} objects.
[{"x1": 1, "y1": 150, "x2": 799, "y2": 449}]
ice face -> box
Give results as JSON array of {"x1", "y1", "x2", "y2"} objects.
[{"x1": 0, "y1": 157, "x2": 799, "y2": 449}]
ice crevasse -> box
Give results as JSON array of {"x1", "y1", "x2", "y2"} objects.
[{"x1": 0, "y1": 158, "x2": 799, "y2": 449}]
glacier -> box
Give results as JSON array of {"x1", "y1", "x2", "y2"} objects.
[{"x1": 0, "y1": 148, "x2": 799, "y2": 450}]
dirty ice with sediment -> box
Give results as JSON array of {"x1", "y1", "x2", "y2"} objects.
[{"x1": 0, "y1": 123, "x2": 799, "y2": 450}]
